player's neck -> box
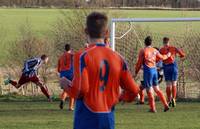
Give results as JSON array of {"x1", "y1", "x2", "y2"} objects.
[{"x1": 88, "y1": 38, "x2": 104, "y2": 44}]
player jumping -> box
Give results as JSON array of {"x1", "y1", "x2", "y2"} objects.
[
  {"x1": 57, "y1": 44, "x2": 75, "y2": 110},
  {"x1": 135, "y1": 36, "x2": 170, "y2": 113},
  {"x1": 4, "y1": 55, "x2": 51, "y2": 101},
  {"x1": 160, "y1": 37, "x2": 185, "y2": 107},
  {"x1": 60, "y1": 12, "x2": 139, "y2": 129}
]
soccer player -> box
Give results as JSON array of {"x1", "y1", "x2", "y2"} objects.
[
  {"x1": 57, "y1": 44, "x2": 75, "y2": 110},
  {"x1": 135, "y1": 36, "x2": 170, "y2": 113},
  {"x1": 61, "y1": 12, "x2": 139, "y2": 129},
  {"x1": 160, "y1": 37, "x2": 185, "y2": 107},
  {"x1": 4, "y1": 55, "x2": 51, "y2": 101}
]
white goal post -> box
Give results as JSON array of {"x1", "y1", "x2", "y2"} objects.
[{"x1": 110, "y1": 17, "x2": 200, "y2": 51}]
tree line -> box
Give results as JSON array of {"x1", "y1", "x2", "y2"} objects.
[{"x1": 0, "y1": 0, "x2": 199, "y2": 8}]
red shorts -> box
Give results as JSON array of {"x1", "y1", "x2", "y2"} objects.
[{"x1": 18, "y1": 74, "x2": 42, "y2": 87}]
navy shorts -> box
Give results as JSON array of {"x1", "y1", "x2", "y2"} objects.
[
  {"x1": 143, "y1": 65, "x2": 158, "y2": 89},
  {"x1": 74, "y1": 100, "x2": 115, "y2": 129},
  {"x1": 60, "y1": 70, "x2": 73, "y2": 81},
  {"x1": 163, "y1": 62, "x2": 178, "y2": 81}
]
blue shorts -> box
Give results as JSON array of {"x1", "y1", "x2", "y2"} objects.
[
  {"x1": 74, "y1": 100, "x2": 115, "y2": 129},
  {"x1": 143, "y1": 65, "x2": 158, "y2": 89},
  {"x1": 163, "y1": 62, "x2": 178, "y2": 81},
  {"x1": 60, "y1": 70, "x2": 73, "y2": 81}
]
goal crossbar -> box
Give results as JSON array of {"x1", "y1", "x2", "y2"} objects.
[{"x1": 110, "y1": 17, "x2": 200, "y2": 50}]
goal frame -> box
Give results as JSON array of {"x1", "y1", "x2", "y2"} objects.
[{"x1": 110, "y1": 17, "x2": 200, "y2": 51}]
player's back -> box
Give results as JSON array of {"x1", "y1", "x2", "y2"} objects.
[
  {"x1": 81, "y1": 43, "x2": 125, "y2": 112},
  {"x1": 58, "y1": 52, "x2": 73, "y2": 72},
  {"x1": 143, "y1": 47, "x2": 158, "y2": 68}
]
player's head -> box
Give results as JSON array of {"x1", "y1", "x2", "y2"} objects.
[
  {"x1": 85, "y1": 12, "x2": 108, "y2": 40},
  {"x1": 144, "y1": 36, "x2": 152, "y2": 46},
  {"x1": 41, "y1": 54, "x2": 49, "y2": 64},
  {"x1": 163, "y1": 37, "x2": 169, "y2": 45},
  {"x1": 65, "y1": 44, "x2": 71, "y2": 51}
]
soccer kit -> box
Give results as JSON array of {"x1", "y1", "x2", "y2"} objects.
[
  {"x1": 135, "y1": 46, "x2": 169, "y2": 111},
  {"x1": 66, "y1": 43, "x2": 139, "y2": 129},
  {"x1": 58, "y1": 52, "x2": 74, "y2": 109},
  {"x1": 160, "y1": 45, "x2": 185, "y2": 103},
  {"x1": 9, "y1": 58, "x2": 50, "y2": 99},
  {"x1": 159, "y1": 45, "x2": 185, "y2": 81}
]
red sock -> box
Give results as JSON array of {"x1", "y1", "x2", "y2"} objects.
[
  {"x1": 147, "y1": 91, "x2": 155, "y2": 111},
  {"x1": 139, "y1": 86, "x2": 145, "y2": 103},
  {"x1": 166, "y1": 86, "x2": 171, "y2": 102},
  {"x1": 10, "y1": 80, "x2": 17, "y2": 87},
  {"x1": 172, "y1": 86, "x2": 177, "y2": 99},
  {"x1": 40, "y1": 86, "x2": 50, "y2": 99},
  {"x1": 155, "y1": 89, "x2": 168, "y2": 108}
]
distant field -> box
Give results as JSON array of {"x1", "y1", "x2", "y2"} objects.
[
  {"x1": 0, "y1": 101, "x2": 200, "y2": 129},
  {"x1": 0, "y1": 9, "x2": 200, "y2": 63}
]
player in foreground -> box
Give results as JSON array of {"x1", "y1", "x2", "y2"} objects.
[
  {"x1": 135, "y1": 36, "x2": 170, "y2": 113},
  {"x1": 57, "y1": 44, "x2": 74, "y2": 110},
  {"x1": 4, "y1": 55, "x2": 51, "y2": 101},
  {"x1": 60, "y1": 12, "x2": 139, "y2": 129},
  {"x1": 160, "y1": 37, "x2": 185, "y2": 107}
]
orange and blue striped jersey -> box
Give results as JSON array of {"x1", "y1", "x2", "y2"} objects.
[
  {"x1": 57, "y1": 52, "x2": 73, "y2": 73},
  {"x1": 67, "y1": 43, "x2": 139, "y2": 112},
  {"x1": 135, "y1": 46, "x2": 168, "y2": 75},
  {"x1": 159, "y1": 45, "x2": 185, "y2": 64}
]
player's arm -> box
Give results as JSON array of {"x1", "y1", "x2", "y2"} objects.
[
  {"x1": 156, "y1": 50, "x2": 171, "y2": 61},
  {"x1": 57, "y1": 58, "x2": 61, "y2": 73},
  {"x1": 63, "y1": 52, "x2": 89, "y2": 99},
  {"x1": 135, "y1": 49, "x2": 144, "y2": 76},
  {"x1": 120, "y1": 60, "x2": 139, "y2": 102},
  {"x1": 175, "y1": 47, "x2": 185, "y2": 58}
]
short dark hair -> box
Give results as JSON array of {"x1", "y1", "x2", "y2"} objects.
[
  {"x1": 41, "y1": 54, "x2": 48, "y2": 60},
  {"x1": 163, "y1": 37, "x2": 169, "y2": 44},
  {"x1": 65, "y1": 44, "x2": 70, "y2": 51},
  {"x1": 86, "y1": 12, "x2": 108, "y2": 38},
  {"x1": 144, "y1": 36, "x2": 152, "y2": 46}
]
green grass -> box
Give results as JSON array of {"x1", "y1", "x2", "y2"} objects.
[
  {"x1": 0, "y1": 101, "x2": 200, "y2": 129},
  {"x1": 0, "y1": 9, "x2": 200, "y2": 63}
]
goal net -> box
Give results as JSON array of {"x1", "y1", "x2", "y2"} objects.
[{"x1": 110, "y1": 18, "x2": 200, "y2": 99}]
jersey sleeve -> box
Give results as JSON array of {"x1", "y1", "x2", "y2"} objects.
[
  {"x1": 175, "y1": 47, "x2": 185, "y2": 58},
  {"x1": 135, "y1": 49, "x2": 144, "y2": 75},
  {"x1": 64, "y1": 52, "x2": 89, "y2": 99},
  {"x1": 120, "y1": 60, "x2": 139, "y2": 102},
  {"x1": 156, "y1": 50, "x2": 168, "y2": 61}
]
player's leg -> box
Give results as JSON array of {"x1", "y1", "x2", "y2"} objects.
[
  {"x1": 138, "y1": 83, "x2": 145, "y2": 104},
  {"x1": 69, "y1": 97, "x2": 75, "y2": 111},
  {"x1": 31, "y1": 76, "x2": 51, "y2": 100},
  {"x1": 166, "y1": 81, "x2": 172, "y2": 105},
  {"x1": 146, "y1": 87, "x2": 156, "y2": 113},
  {"x1": 59, "y1": 90, "x2": 68, "y2": 109},
  {"x1": 171, "y1": 81, "x2": 177, "y2": 107},
  {"x1": 5, "y1": 74, "x2": 28, "y2": 89},
  {"x1": 153, "y1": 86, "x2": 169, "y2": 112}
]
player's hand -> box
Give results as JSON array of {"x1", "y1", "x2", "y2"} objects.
[{"x1": 167, "y1": 52, "x2": 171, "y2": 58}]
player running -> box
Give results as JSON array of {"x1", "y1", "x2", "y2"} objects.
[
  {"x1": 135, "y1": 36, "x2": 170, "y2": 113},
  {"x1": 160, "y1": 37, "x2": 185, "y2": 107},
  {"x1": 57, "y1": 44, "x2": 75, "y2": 110},
  {"x1": 4, "y1": 55, "x2": 51, "y2": 101},
  {"x1": 60, "y1": 12, "x2": 139, "y2": 129}
]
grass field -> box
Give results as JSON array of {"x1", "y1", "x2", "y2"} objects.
[
  {"x1": 0, "y1": 100, "x2": 200, "y2": 129},
  {"x1": 0, "y1": 9, "x2": 200, "y2": 63}
]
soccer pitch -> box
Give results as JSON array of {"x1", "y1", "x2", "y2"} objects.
[
  {"x1": 0, "y1": 9, "x2": 200, "y2": 63},
  {"x1": 0, "y1": 101, "x2": 199, "y2": 129}
]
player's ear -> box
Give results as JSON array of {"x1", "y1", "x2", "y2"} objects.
[{"x1": 105, "y1": 29, "x2": 109, "y2": 38}]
